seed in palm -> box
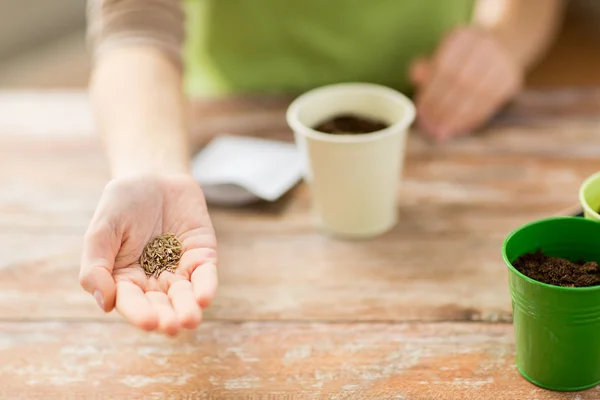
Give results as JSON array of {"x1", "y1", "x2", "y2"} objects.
[{"x1": 140, "y1": 233, "x2": 183, "y2": 278}]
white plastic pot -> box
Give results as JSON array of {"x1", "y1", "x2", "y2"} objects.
[{"x1": 286, "y1": 82, "x2": 415, "y2": 239}]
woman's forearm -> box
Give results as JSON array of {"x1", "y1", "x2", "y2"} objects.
[
  {"x1": 474, "y1": 0, "x2": 565, "y2": 69},
  {"x1": 90, "y1": 46, "x2": 190, "y2": 178}
]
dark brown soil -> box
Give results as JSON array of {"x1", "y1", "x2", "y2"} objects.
[
  {"x1": 513, "y1": 250, "x2": 600, "y2": 287},
  {"x1": 313, "y1": 114, "x2": 388, "y2": 134}
]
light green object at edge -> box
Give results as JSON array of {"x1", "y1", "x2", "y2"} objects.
[
  {"x1": 181, "y1": 0, "x2": 475, "y2": 97},
  {"x1": 580, "y1": 171, "x2": 600, "y2": 221},
  {"x1": 503, "y1": 217, "x2": 600, "y2": 391}
]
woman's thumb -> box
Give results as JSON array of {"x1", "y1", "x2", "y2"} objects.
[
  {"x1": 410, "y1": 58, "x2": 431, "y2": 86},
  {"x1": 80, "y1": 222, "x2": 118, "y2": 312}
]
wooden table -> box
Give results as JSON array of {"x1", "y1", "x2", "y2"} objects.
[{"x1": 1, "y1": 89, "x2": 600, "y2": 399}]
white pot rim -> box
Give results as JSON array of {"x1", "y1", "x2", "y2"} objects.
[{"x1": 286, "y1": 82, "x2": 416, "y2": 143}]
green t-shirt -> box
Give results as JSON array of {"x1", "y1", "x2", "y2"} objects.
[{"x1": 183, "y1": 0, "x2": 475, "y2": 97}]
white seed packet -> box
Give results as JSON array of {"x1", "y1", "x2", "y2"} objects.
[{"x1": 191, "y1": 135, "x2": 302, "y2": 206}]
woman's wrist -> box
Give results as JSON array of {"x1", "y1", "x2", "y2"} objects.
[
  {"x1": 109, "y1": 151, "x2": 191, "y2": 178},
  {"x1": 104, "y1": 129, "x2": 191, "y2": 178},
  {"x1": 89, "y1": 46, "x2": 191, "y2": 179},
  {"x1": 473, "y1": 0, "x2": 564, "y2": 71},
  {"x1": 110, "y1": 157, "x2": 191, "y2": 178}
]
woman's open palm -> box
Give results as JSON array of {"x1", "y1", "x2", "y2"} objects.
[{"x1": 80, "y1": 174, "x2": 218, "y2": 335}]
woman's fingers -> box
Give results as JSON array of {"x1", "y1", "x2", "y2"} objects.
[
  {"x1": 191, "y1": 263, "x2": 218, "y2": 308},
  {"x1": 416, "y1": 31, "x2": 473, "y2": 139},
  {"x1": 145, "y1": 291, "x2": 180, "y2": 336},
  {"x1": 425, "y1": 54, "x2": 489, "y2": 141},
  {"x1": 413, "y1": 27, "x2": 523, "y2": 141},
  {"x1": 416, "y1": 68, "x2": 453, "y2": 139},
  {"x1": 117, "y1": 278, "x2": 201, "y2": 335},
  {"x1": 177, "y1": 247, "x2": 218, "y2": 277},
  {"x1": 115, "y1": 281, "x2": 159, "y2": 331},
  {"x1": 169, "y1": 280, "x2": 202, "y2": 329},
  {"x1": 176, "y1": 247, "x2": 218, "y2": 308},
  {"x1": 441, "y1": 52, "x2": 521, "y2": 138},
  {"x1": 443, "y1": 75, "x2": 502, "y2": 138},
  {"x1": 409, "y1": 58, "x2": 431, "y2": 86},
  {"x1": 80, "y1": 220, "x2": 119, "y2": 312}
]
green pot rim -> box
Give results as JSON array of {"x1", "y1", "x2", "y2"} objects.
[
  {"x1": 502, "y1": 216, "x2": 600, "y2": 293},
  {"x1": 579, "y1": 171, "x2": 600, "y2": 220}
]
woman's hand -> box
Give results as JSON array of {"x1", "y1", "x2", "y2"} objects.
[
  {"x1": 410, "y1": 27, "x2": 523, "y2": 142},
  {"x1": 79, "y1": 173, "x2": 217, "y2": 336}
]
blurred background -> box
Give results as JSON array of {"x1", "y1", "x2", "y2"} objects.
[
  {"x1": 0, "y1": 0, "x2": 88, "y2": 88},
  {"x1": 1, "y1": 0, "x2": 600, "y2": 89}
]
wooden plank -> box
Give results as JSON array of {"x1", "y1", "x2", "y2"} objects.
[
  {"x1": 0, "y1": 136, "x2": 107, "y2": 230},
  {"x1": 1, "y1": 128, "x2": 598, "y2": 230},
  {"x1": 0, "y1": 321, "x2": 594, "y2": 399},
  {"x1": 0, "y1": 229, "x2": 518, "y2": 322},
  {"x1": 4, "y1": 88, "x2": 600, "y2": 140},
  {"x1": 1, "y1": 151, "x2": 598, "y2": 321},
  {"x1": 1, "y1": 89, "x2": 599, "y2": 321},
  {"x1": 2, "y1": 95, "x2": 600, "y2": 321},
  {"x1": 188, "y1": 88, "x2": 600, "y2": 151}
]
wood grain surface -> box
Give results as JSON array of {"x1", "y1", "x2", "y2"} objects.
[
  {"x1": 2, "y1": 322, "x2": 598, "y2": 400},
  {"x1": 1, "y1": 90, "x2": 600, "y2": 399}
]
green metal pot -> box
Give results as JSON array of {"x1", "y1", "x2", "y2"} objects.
[{"x1": 503, "y1": 217, "x2": 600, "y2": 391}]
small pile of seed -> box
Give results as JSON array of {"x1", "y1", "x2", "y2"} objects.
[{"x1": 140, "y1": 233, "x2": 182, "y2": 278}]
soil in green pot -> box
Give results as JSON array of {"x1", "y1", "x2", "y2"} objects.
[{"x1": 513, "y1": 250, "x2": 600, "y2": 287}]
